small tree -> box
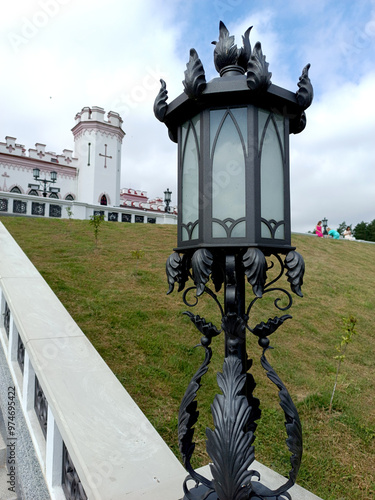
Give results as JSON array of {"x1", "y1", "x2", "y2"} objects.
[
  {"x1": 89, "y1": 213, "x2": 105, "y2": 246},
  {"x1": 66, "y1": 206, "x2": 73, "y2": 219},
  {"x1": 329, "y1": 315, "x2": 357, "y2": 413}
]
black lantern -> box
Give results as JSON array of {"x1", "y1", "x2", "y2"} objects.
[
  {"x1": 164, "y1": 188, "x2": 172, "y2": 212},
  {"x1": 31, "y1": 169, "x2": 58, "y2": 197},
  {"x1": 322, "y1": 217, "x2": 328, "y2": 236},
  {"x1": 155, "y1": 21, "x2": 313, "y2": 500}
]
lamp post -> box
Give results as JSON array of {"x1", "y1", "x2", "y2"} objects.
[
  {"x1": 322, "y1": 217, "x2": 328, "y2": 236},
  {"x1": 164, "y1": 188, "x2": 172, "y2": 212},
  {"x1": 155, "y1": 21, "x2": 313, "y2": 500},
  {"x1": 32, "y1": 168, "x2": 59, "y2": 197}
]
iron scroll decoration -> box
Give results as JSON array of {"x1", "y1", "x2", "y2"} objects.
[
  {"x1": 166, "y1": 248, "x2": 305, "y2": 500},
  {"x1": 157, "y1": 21, "x2": 312, "y2": 500}
]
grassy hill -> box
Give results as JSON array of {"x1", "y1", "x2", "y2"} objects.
[{"x1": 1, "y1": 216, "x2": 374, "y2": 500}]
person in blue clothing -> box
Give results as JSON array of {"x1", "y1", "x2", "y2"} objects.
[{"x1": 327, "y1": 227, "x2": 340, "y2": 239}]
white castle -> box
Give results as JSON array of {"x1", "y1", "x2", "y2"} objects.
[{"x1": 0, "y1": 106, "x2": 176, "y2": 221}]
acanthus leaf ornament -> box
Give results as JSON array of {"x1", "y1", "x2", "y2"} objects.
[
  {"x1": 246, "y1": 41, "x2": 272, "y2": 92},
  {"x1": 153, "y1": 79, "x2": 168, "y2": 122},
  {"x1": 206, "y1": 355, "x2": 255, "y2": 500},
  {"x1": 237, "y1": 26, "x2": 252, "y2": 71},
  {"x1": 212, "y1": 21, "x2": 239, "y2": 74},
  {"x1": 165, "y1": 252, "x2": 188, "y2": 294},
  {"x1": 284, "y1": 251, "x2": 305, "y2": 297},
  {"x1": 296, "y1": 63, "x2": 314, "y2": 110},
  {"x1": 243, "y1": 247, "x2": 267, "y2": 297},
  {"x1": 182, "y1": 48, "x2": 207, "y2": 99},
  {"x1": 191, "y1": 248, "x2": 213, "y2": 297}
]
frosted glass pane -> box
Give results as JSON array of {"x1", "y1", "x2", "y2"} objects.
[
  {"x1": 212, "y1": 221, "x2": 227, "y2": 238},
  {"x1": 231, "y1": 221, "x2": 246, "y2": 238},
  {"x1": 181, "y1": 121, "x2": 199, "y2": 240},
  {"x1": 211, "y1": 112, "x2": 246, "y2": 225},
  {"x1": 260, "y1": 115, "x2": 284, "y2": 224}
]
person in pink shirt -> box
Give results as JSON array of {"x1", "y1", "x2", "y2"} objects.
[{"x1": 316, "y1": 220, "x2": 323, "y2": 237}]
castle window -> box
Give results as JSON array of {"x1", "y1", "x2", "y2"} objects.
[
  {"x1": 100, "y1": 195, "x2": 108, "y2": 206},
  {"x1": 10, "y1": 186, "x2": 21, "y2": 193},
  {"x1": 65, "y1": 194, "x2": 74, "y2": 201}
]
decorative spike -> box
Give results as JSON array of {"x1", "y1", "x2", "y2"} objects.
[
  {"x1": 183, "y1": 48, "x2": 207, "y2": 99},
  {"x1": 153, "y1": 79, "x2": 168, "y2": 122},
  {"x1": 284, "y1": 251, "x2": 305, "y2": 297},
  {"x1": 243, "y1": 248, "x2": 267, "y2": 297},
  {"x1": 246, "y1": 42, "x2": 272, "y2": 92},
  {"x1": 191, "y1": 248, "x2": 213, "y2": 297},
  {"x1": 296, "y1": 63, "x2": 313, "y2": 110}
]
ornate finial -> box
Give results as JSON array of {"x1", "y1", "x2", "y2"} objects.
[
  {"x1": 153, "y1": 79, "x2": 168, "y2": 122},
  {"x1": 212, "y1": 21, "x2": 252, "y2": 76},
  {"x1": 296, "y1": 64, "x2": 313, "y2": 109},
  {"x1": 246, "y1": 42, "x2": 272, "y2": 92},
  {"x1": 183, "y1": 48, "x2": 207, "y2": 99}
]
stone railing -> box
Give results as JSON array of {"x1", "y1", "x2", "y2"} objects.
[
  {"x1": 0, "y1": 191, "x2": 177, "y2": 225},
  {"x1": 0, "y1": 222, "x2": 186, "y2": 499}
]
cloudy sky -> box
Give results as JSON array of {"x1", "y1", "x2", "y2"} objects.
[{"x1": 0, "y1": 0, "x2": 374, "y2": 232}]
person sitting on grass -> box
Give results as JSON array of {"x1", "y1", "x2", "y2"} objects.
[
  {"x1": 343, "y1": 226, "x2": 355, "y2": 240},
  {"x1": 327, "y1": 227, "x2": 340, "y2": 239},
  {"x1": 316, "y1": 221, "x2": 323, "y2": 237}
]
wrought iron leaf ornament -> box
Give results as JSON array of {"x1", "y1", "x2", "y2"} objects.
[
  {"x1": 261, "y1": 350, "x2": 303, "y2": 490},
  {"x1": 183, "y1": 48, "x2": 207, "y2": 99},
  {"x1": 183, "y1": 311, "x2": 221, "y2": 346},
  {"x1": 246, "y1": 41, "x2": 272, "y2": 92},
  {"x1": 206, "y1": 356, "x2": 255, "y2": 500},
  {"x1": 178, "y1": 343, "x2": 213, "y2": 489},
  {"x1": 290, "y1": 111, "x2": 307, "y2": 135},
  {"x1": 153, "y1": 79, "x2": 168, "y2": 122},
  {"x1": 284, "y1": 251, "x2": 305, "y2": 297},
  {"x1": 212, "y1": 21, "x2": 238, "y2": 74},
  {"x1": 252, "y1": 315, "x2": 292, "y2": 347},
  {"x1": 191, "y1": 248, "x2": 214, "y2": 297},
  {"x1": 296, "y1": 63, "x2": 314, "y2": 110},
  {"x1": 237, "y1": 26, "x2": 252, "y2": 71},
  {"x1": 243, "y1": 247, "x2": 267, "y2": 297},
  {"x1": 166, "y1": 252, "x2": 188, "y2": 294}
]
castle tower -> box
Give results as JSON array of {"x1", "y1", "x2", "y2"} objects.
[{"x1": 72, "y1": 106, "x2": 125, "y2": 206}]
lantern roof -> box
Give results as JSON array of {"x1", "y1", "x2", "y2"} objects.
[{"x1": 154, "y1": 21, "x2": 313, "y2": 142}]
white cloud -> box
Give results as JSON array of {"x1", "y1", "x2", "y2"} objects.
[{"x1": 0, "y1": 0, "x2": 374, "y2": 230}]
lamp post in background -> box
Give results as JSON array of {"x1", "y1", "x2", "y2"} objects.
[
  {"x1": 155, "y1": 21, "x2": 313, "y2": 500},
  {"x1": 164, "y1": 188, "x2": 172, "y2": 212},
  {"x1": 31, "y1": 168, "x2": 59, "y2": 197},
  {"x1": 322, "y1": 217, "x2": 328, "y2": 237}
]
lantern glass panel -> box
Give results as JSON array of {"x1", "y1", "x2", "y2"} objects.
[
  {"x1": 259, "y1": 109, "x2": 285, "y2": 239},
  {"x1": 210, "y1": 108, "x2": 247, "y2": 238},
  {"x1": 181, "y1": 116, "x2": 200, "y2": 241}
]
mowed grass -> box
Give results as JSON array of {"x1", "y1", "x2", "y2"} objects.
[{"x1": 1, "y1": 216, "x2": 374, "y2": 500}]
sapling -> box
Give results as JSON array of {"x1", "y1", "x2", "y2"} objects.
[
  {"x1": 329, "y1": 315, "x2": 357, "y2": 413},
  {"x1": 66, "y1": 206, "x2": 73, "y2": 219},
  {"x1": 89, "y1": 213, "x2": 105, "y2": 246}
]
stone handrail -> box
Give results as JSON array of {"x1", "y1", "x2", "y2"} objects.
[{"x1": 0, "y1": 222, "x2": 186, "y2": 499}]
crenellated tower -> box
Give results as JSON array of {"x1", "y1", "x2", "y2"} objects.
[{"x1": 72, "y1": 106, "x2": 125, "y2": 206}]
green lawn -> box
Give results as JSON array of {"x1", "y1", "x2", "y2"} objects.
[{"x1": 1, "y1": 216, "x2": 374, "y2": 499}]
